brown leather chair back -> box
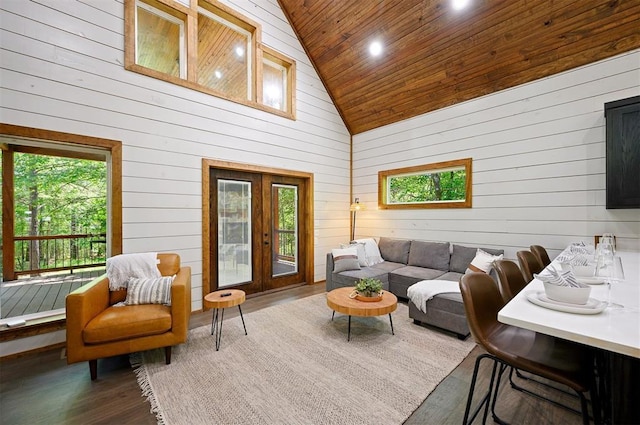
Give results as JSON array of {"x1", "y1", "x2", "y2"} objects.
[
  {"x1": 459, "y1": 273, "x2": 504, "y2": 348},
  {"x1": 517, "y1": 250, "x2": 543, "y2": 282},
  {"x1": 494, "y1": 259, "x2": 528, "y2": 302},
  {"x1": 529, "y1": 245, "x2": 551, "y2": 267}
]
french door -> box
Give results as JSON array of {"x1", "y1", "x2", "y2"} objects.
[{"x1": 210, "y1": 169, "x2": 307, "y2": 295}]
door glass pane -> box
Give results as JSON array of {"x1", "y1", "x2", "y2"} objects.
[
  {"x1": 218, "y1": 179, "x2": 251, "y2": 287},
  {"x1": 272, "y1": 184, "x2": 297, "y2": 277}
]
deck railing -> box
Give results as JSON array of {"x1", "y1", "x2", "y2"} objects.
[
  {"x1": 14, "y1": 233, "x2": 107, "y2": 277},
  {"x1": 275, "y1": 229, "x2": 296, "y2": 262}
]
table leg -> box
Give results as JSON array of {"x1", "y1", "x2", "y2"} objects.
[
  {"x1": 212, "y1": 308, "x2": 225, "y2": 351},
  {"x1": 331, "y1": 310, "x2": 335, "y2": 321},
  {"x1": 238, "y1": 305, "x2": 247, "y2": 335},
  {"x1": 388, "y1": 313, "x2": 395, "y2": 335},
  {"x1": 347, "y1": 315, "x2": 352, "y2": 342}
]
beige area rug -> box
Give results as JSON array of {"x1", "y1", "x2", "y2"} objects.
[{"x1": 132, "y1": 293, "x2": 475, "y2": 425}]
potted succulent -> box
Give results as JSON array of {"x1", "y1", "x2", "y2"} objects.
[{"x1": 352, "y1": 277, "x2": 383, "y2": 301}]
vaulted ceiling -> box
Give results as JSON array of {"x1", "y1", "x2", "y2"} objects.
[{"x1": 277, "y1": 0, "x2": 640, "y2": 135}]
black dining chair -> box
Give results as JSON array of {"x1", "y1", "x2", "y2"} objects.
[{"x1": 459, "y1": 272, "x2": 597, "y2": 425}]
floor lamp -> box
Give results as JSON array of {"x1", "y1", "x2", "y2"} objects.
[{"x1": 350, "y1": 198, "x2": 365, "y2": 241}]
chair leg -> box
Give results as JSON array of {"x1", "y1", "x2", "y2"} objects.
[
  {"x1": 489, "y1": 363, "x2": 510, "y2": 425},
  {"x1": 165, "y1": 346, "x2": 172, "y2": 365},
  {"x1": 463, "y1": 353, "x2": 499, "y2": 425},
  {"x1": 89, "y1": 359, "x2": 97, "y2": 381}
]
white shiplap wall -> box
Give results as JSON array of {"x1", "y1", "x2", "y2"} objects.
[
  {"x1": 0, "y1": 0, "x2": 351, "y2": 355},
  {"x1": 352, "y1": 50, "x2": 640, "y2": 260}
]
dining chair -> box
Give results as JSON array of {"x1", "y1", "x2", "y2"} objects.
[
  {"x1": 494, "y1": 259, "x2": 528, "y2": 303},
  {"x1": 517, "y1": 250, "x2": 544, "y2": 282},
  {"x1": 459, "y1": 272, "x2": 596, "y2": 425},
  {"x1": 530, "y1": 245, "x2": 552, "y2": 267}
]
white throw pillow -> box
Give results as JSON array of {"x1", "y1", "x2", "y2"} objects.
[
  {"x1": 332, "y1": 247, "x2": 361, "y2": 272},
  {"x1": 465, "y1": 249, "x2": 503, "y2": 274},
  {"x1": 106, "y1": 252, "x2": 161, "y2": 291},
  {"x1": 341, "y1": 242, "x2": 369, "y2": 267},
  {"x1": 124, "y1": 276, "x2": 174, "y2": 306},
  {"x1": 352, "y1": 238, "x2": 384, "y2": 266}
]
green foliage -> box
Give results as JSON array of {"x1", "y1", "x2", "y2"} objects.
[
  {"x1": 389, "y1": 169, "x2": 466, "y2": 203},
  {"x1": 13, "y1": 153, "x2": 106, "y2": 236},
  {"x1": 355, "y1": 277, "x2": 383, "y2": 297}
]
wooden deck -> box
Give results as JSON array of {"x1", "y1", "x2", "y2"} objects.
[{"x1": 1, "y1": 268, "x2": 105, "y2": 319}]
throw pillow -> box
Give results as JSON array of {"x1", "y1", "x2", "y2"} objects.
[
  {"x1": 466, "y1": 249, "x2": 504, "y2": 274},
  {"x1": 352, "y1": 238, "x2": 384, "y2": 265},
  {"x1": 341, "y1": 242, "x2": 369, "y2": 267},
  {"x1": 124, "y1": 276, "x2": 174, "y2": 306},
  {"x1": 106, "y1": 252, "x2": 161, "y2": 291},
  {"x1": 332, "y1": 247, "x2": 361, "y2": 272}
]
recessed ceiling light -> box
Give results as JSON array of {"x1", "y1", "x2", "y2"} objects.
[
  {"x1": 235, "y1": 46, "x2": 244, "y2": 57},
  {"x1": 214, "y1": 70, "x2": 222, "y2": 79},
  {"x1": 369, "y1": 40, "x2": 383, "y2": 57},
  {"x1": 452, "y1": 0, "x2": 471, "y2": 10}
]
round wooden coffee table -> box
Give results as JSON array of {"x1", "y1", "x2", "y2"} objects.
[
  {"x1": 326, "y1": 286, "x2": 398, "y2": 341},
  {"x1": 204, "y1": 289, "x2": 248, "y2": 351}
]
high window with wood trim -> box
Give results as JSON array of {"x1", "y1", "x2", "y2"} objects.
[
  {"x1": 378, "y1": 158, "x2": 472, "y2": 209},
  {"x1": 125, "y1": 0, "x2": 296, "y2": 119}
]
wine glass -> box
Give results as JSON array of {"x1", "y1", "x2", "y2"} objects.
[{"x1": 596, "y1": 255, "x2": 625, "y2": 308}]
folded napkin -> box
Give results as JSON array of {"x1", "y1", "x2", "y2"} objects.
[
  {"x1": 568, "y1": 242, "x2": 595, "y2": 255},
  {"x1": 535, "y1": 267, "x2": 582, "y2": 288},
  {"x1": 555, "y1": 253, "x2": 593, "y2": 266}
]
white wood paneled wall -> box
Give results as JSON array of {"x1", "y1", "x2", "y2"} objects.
[
  {"x1": 352, "y1": 50, "x2": 640, "y2": 261},
  {"x1": 0, "y1": 0, "x2": 351, "y2": 316}
]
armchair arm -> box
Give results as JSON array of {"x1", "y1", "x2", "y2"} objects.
[
  {"x1": 65, "y1": 275, "x2": 110, "y2": 362},
  {"x1": 170, "y1": 266, "x2": 191, "y2": 341}
]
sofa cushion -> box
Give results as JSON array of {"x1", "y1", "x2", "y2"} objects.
[
  {"x1": 437, "y1": 271, "x2": 464, "y2": 282},
  {"x1": 332, "y1": 269, "x2": 390, "y2": 290},
  {"x1": 408, "y1": 241, "x2": 450, "y2": 271},
  {"x1": 83, "y1": 304, "x2": 172, "y2": 344},
  {"x1": 331, "y1": 247, "x2": 361, "y2": 272},
  {"x1": 389, "y1": 266, "x2": 447, "y2": 298},
  {"x1": 450, "y1": 244, "x2": 505, "y2": 274},
  {"x1": 378, "y1": 237, "x2": 411, "y2": 264}
]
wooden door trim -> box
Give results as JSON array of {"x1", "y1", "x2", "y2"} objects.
[{"x1": 202, "y1": 159, "x2": 314, "y2": 300}]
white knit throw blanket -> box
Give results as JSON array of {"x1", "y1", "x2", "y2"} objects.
[
  {"x1": 407, "y1": 279, "x2": 461, "y2": 313},
  {"x1": 106, "y1": 252, "x2": 160, "y2": 290}
]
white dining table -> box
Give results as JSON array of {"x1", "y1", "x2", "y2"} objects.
[{"x1": 498, "y1": 249, "x2": 640, "y2": 359}]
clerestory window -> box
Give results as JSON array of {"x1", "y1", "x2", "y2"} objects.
[{"x1": 125, "y1": 0, "x2": 296, "y2": 119}]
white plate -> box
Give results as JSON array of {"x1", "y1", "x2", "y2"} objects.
[
  {"x1": 576, "y1": 276, "x2": 605, "y2": 285},
  {"x1": 525, "y1": 291, "x2": 607, "y2": 315}
]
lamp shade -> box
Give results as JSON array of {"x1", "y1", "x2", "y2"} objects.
[{"x1": 350, "y1": 198, "x2": 366, "y2": 212}]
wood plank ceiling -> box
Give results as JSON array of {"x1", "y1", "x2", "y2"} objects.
[{"x1": 277, "y1": 0, "x2": 640, "y2": 135}]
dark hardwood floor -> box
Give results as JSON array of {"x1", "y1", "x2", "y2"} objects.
[{"x1": 0, "y1": 283, "x2": 582, "y2": 424}]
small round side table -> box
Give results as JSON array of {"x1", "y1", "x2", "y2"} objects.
[{"x1": 203, "y1": 289, "x2": 248, "y2": 351}]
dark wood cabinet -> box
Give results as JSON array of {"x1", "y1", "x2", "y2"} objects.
[{"x1": 604, "y1": 96, "x2": 640, "y2": 209}]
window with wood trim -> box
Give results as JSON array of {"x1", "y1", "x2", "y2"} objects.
[
  {"x1": 378, "y1": 158, "x2": 472, "y2": 209},
  {"x1": 125, "y1": 0, "x2": 296, "y2": 119},
  {"x1": 260, "y1": 46, "x2": 295, "y2": 114}
]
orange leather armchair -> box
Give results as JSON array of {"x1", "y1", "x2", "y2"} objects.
[{"x1": 66, "y1": 253, "x2": 191, "y2": 380}]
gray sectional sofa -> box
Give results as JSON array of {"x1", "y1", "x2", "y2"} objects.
[{"x1": 326, "y1": 237, "x2": 504, "y2": 339}]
